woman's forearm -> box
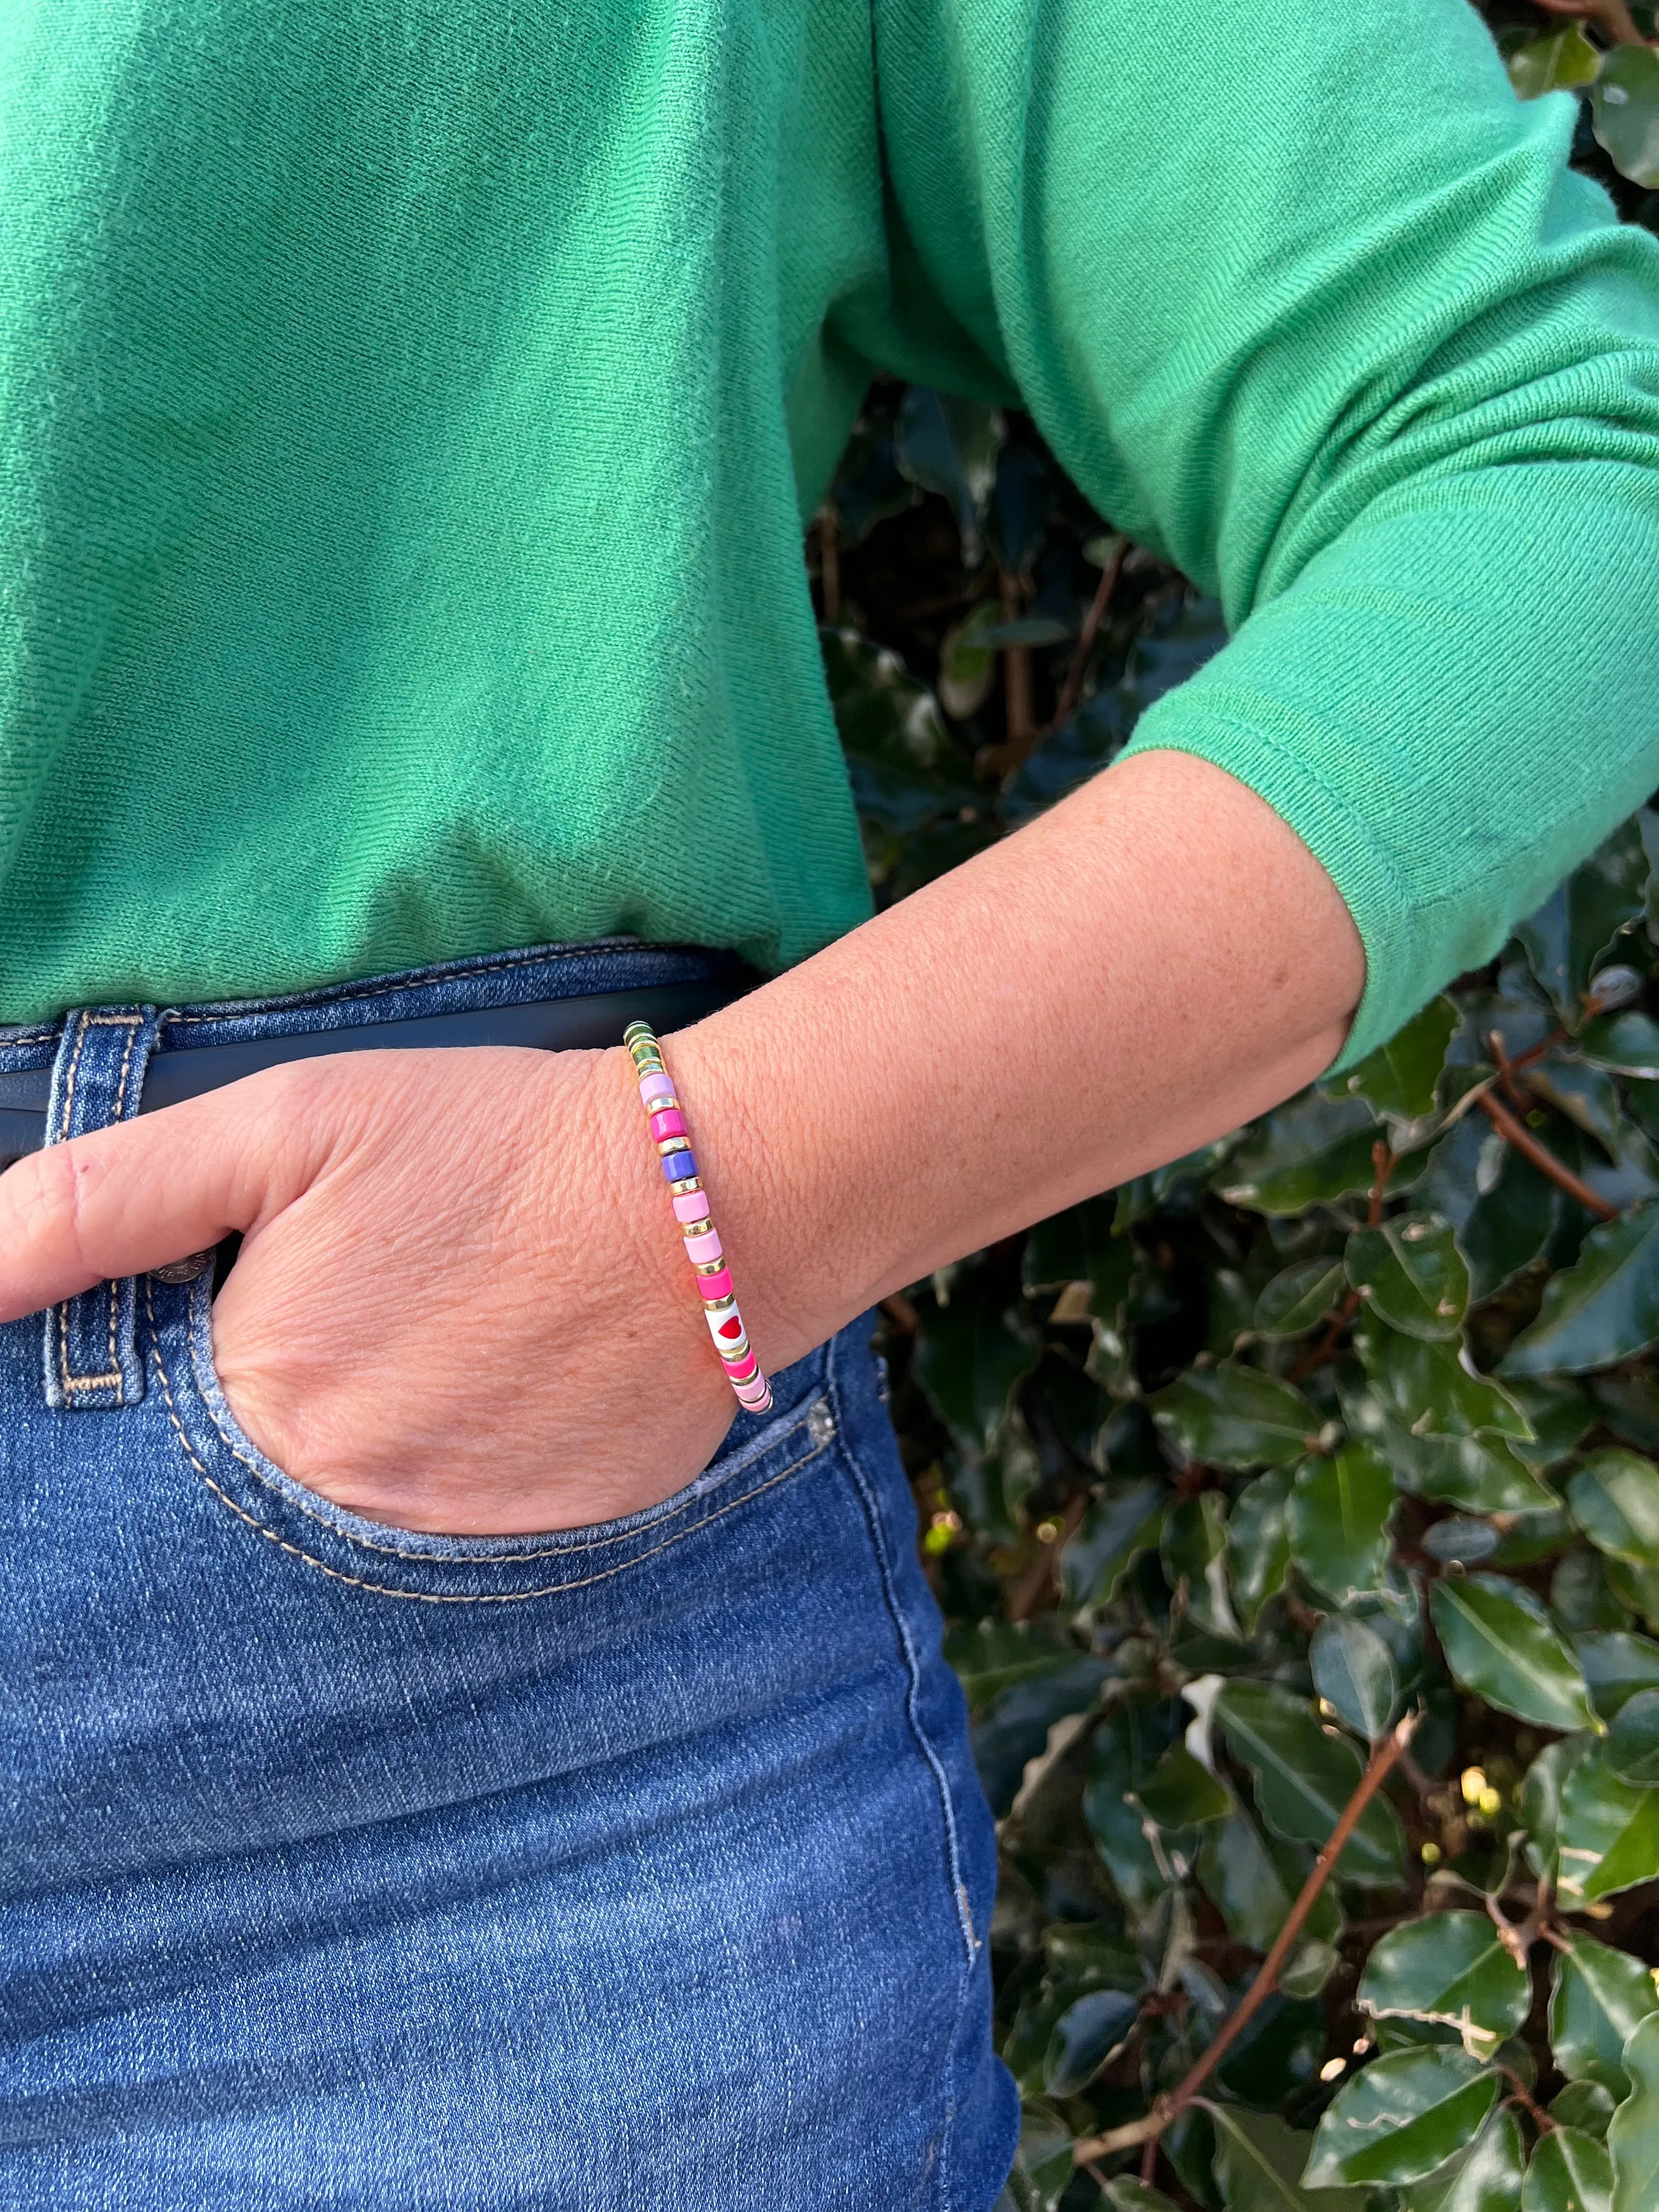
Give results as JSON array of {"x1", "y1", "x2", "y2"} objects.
[{"x1": 675, "y1": 749, "x2": 1365, "y2": 1369}]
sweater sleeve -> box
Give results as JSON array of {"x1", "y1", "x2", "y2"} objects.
[{"x1": 866, "y1": 0, "x2": 1659, "y2": 1064}]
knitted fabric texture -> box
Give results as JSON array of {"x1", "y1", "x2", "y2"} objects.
[{"x1": 1, "y1": 0, "x2": 1657, "y2": 1059}]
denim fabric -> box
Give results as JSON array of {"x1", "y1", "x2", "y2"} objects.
[{"x1": 0, "y1": 943, "x2": 1018, "y2": 2208}]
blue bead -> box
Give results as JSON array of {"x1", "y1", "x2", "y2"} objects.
[{"x1": 661, "y1": 1149, "x2": 697, "y2": 1183}]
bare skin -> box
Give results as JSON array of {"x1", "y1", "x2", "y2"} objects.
[{"x1": 0, "y1": 749, "x2": 1363, "y2": 1532}]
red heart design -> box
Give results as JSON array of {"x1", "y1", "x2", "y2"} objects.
[{"x1": 719, "y1": 1317, "x2": 743, "y2": 1339}]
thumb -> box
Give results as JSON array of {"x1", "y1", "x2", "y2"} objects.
[{"x1": 0, "y1": 1069, "x2": 325, "y2": 1322}]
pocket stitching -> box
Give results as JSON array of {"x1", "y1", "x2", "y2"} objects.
[
  {"x1": 148, "y1": 1285, "x2": 830, "y2": 1601},
  {"x1": 165, "y1": 1272, "x2": 814, "y2": 1563}
]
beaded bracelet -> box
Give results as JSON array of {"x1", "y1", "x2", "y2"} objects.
[{"x1": 623, "y1": 1021, "x2": 773, "y2": 1415}]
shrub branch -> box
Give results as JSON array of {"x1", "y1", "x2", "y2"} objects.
[{"x1": 1072, "y1": 1712, "x2": 1419, "y2": 2166}]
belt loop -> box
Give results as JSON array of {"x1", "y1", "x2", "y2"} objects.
[{"x1": 42, "y1": 1006, "x2": 162, "y2": 1412}]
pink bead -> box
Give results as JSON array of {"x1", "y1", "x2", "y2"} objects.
[
  {"x1": 638, "y1": 1072, "x2": 675, "y2": 1107},
  {"x1": 649, "y1": 1107, "x2": 688, "y2": 1142},
  {"x1": 735, "y1": 1379, "x2": 771, "y2": 1412},
  {"x1": 672, "y1": 1190, "x2": 710, "y2": 1224},
  {"x1": 723, "y1": 1349, "x2": 759, "y2": 1383},
  {"x1": 694, "y1": 1266, "x2": 733, "y2": 1303},
  {"x1": 683, "y1": 1228, "x2": 722, "y2": 1262}
]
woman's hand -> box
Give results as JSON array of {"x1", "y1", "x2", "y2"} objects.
[
  {"x1": 0, "y1": 752, "x2": 1364, "y2": 1542},
  {"x1": 0, "y1": 1045, "x2": 753, "y2": 1534}
]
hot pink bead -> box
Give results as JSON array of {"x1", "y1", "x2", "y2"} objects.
[
  {"x1": 694, "y1": 1267, "x2": 733, "y2": 1303},
  {"x1": 723, "y1": 1348, "x2": 759, "y2": 1383},
  {"x1": 649, "y1": 1107, "x2": 687, "y2": 1142},
  {"x1": 673, "y1": 1190, "x2": 710, "y2": 1224},
  {"x1": 638, "y1": 1071, "x2": 675, "y2": 1107},
  {"x1": 683, "y1": 1228, "x2": 722, "y2": 1262}
]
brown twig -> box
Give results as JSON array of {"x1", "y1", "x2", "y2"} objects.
[
  {"x1": 1475, "y1": 1089, "x2": 1618, "y2": 1222},
  {"x1": 816, "y1": 505, "x2": 840, "y2": 624},
  {"x1": 1073, "y1": 1714, "x2": 1420, "y2": 2162},
  {"x1": 1048, "y1": 539, "x2": 1128, "y2": 736},
  {"x1": 1501, "y1": 2068, "x2": 1557, "y2": 2136},
  {"x1": 999, "y1": 571, "x2": 1037, "y2": 764},
  {"x1": 1286, "y1": 1141, "x2": 1395, "y2": 1383},
  {"x1": 1533, "y1": 0, "x2": 1653, "y2": 46},
  {"x1": 1007, "y1": 1493, "x2": 1087, "y2": 1622}
]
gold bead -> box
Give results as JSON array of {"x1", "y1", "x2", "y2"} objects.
[
  {"x1": 668, "y1": 1176, "x2": 703, "y2": 1197},
  {"x1": 657, "y1": 1136, "x2": 693, "y2": 1156},
  {"x1": 703, "y1": 1293, "x2": 737, "y2": 1314},
  {"x1": 682, "y1": 1219, "x2": 713, "y2": 1240}
]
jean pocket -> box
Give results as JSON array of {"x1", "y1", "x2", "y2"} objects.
[{"x1": 141, "y1": 1268, "x2": 837, "y2": 1603}]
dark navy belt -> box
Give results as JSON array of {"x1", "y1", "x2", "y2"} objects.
[{"x1": 0, "y1": 973, "x2": 751, "y2": 1171}]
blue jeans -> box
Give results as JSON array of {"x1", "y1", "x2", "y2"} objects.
[{"x1": 0, "y1": 942, "x2": 1017, "y2": 2208}]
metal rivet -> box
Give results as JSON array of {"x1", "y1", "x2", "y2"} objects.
[
  {"x1": 151, "y1": 1249, "x2": 215, "y2": 1284},
  {"x1": 807, "y1": 1398, "x2": 836, "y2": 1448}
]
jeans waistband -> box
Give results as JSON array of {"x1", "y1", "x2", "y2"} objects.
[
  {"x1": 1, "y1": 938, "x2": 755, "y2": 1413},
  {"x1": 0, "y1": 937, "x2": 757, "y2": 1167}
]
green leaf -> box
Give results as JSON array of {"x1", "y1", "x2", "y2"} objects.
[
  {"x1": 1101, "y1": 2184, "x2": 1182, "y2": 2212},
  {"x1": 1312, "y1": 1613, "x2": 1398, "y2": 1740},
  {"x1": 1606, "y1": 1554, "x2": 1659, "y2": 1632},
  {"x1": 1289, "y1": 1443, "x2": 1395, "y2": 1601},
  {"x1": 1502, "y1": 1207, "x2": 1659, "y2": 1380},
  {"x1": 1347, "y1": 1212, "x2": 1469, "y2": 1341},
  {"x1": 1304, "y1": 2047, "x2": 1500, "y2": 2188},
  {"x1": 1060, "y1": 1480, "x2": 1166, "y2": 1607},
  {"x1": 1606, "y1": 1688, "x2": 1659, "y2": 1785},
  {"x1": 1468, "y1": 1146, "x2": 1570, "y2": 1303},
  {"x1": 1255, "y1": 1257, "x2": 1346, "y2": 1339},
  {"x1": 1509, "y1": 1376, "x2": 1599, "y2": 1468},
  {"x1": 1522, "y1": 1734, "x2": 1597, "y2": 1883},
  {"x1": 1521, "y1": 2127, "x2": 1613, "y2": 2212},
  {"x1": 1084, "y1": 1712, "x2": 1180, "y2": 1917},
  {"x1": 1610, "y1": 2012, "x2": 1659, "y2": 2212},
  {"x1": 1042, "y1": 1987, "x2": 1138, "y2": 2097},
  {"x1": 1149, "y1": 1362, "x2": 1319, "y2": 1471},
  {"x1": 1556, "y1": 1745, "x2": 1659, "y2": 1905},
  {"x1": 936, "y1": 600, "x2": 1003, "y2": 719},
  {"x1": 1508, "y1": 25, "x2": 1603, "y2": 99},
  {"x1": 1229, "y1": 1468, "x2": 1294, "y2": 1632},
  {"x1": 1356, "y1": 1321, "x2": 1533, "y2": 1441},
  {"x1": 1569, "y1": 1451, "x2": 1659, "y2": 1567},
  {"x1": 893, "y1": 386, "x2": 1003, "y2": 563},
  {"x1": 1517, "y1": 830, "x2": 1649, "y2": 1025},
  {"x1": 1165, "y1": 1491, "x2": 1243, "y2": 1639},
  {"x1": 1357, "y1": 1912, "x2": 1531, "y2": 2058},
  {"x1": 1550, "y1": 1934, "x2": 1659, "y2": 2097},
  {"x1": 1529, "y1": 1063, "x2": 1630, "y2": 1164},
  {"x1": 945, "y1": 1618, "x2": 1081, "y2": 1706},
  {"x1": 1346, "y1": 1389, "x2": 1550, "y2": 1512},
  {"x1": 1577, "y1": 1630, "x2": 1659, "y2": 1719},
  {"x1": 998, "y1": 2102, "x2": 1075, "y2": 2212},
  {"x1": 1198, "y1": 1804, "x2": 1343, "y2": 1961},
  {"x1": 913, "y1": 1282, "x2": 1040, "y2": 1451},
  {"x1": 1133, "y1": 1741, "x2": 1233, "y2": 1827},
  {"x1": 1216, "y1": 1092, "x2": 1383, "y2": 1216},
  {"x1": 1579, "y1": 1011, "x2": 1659, "y2": 1081},
  {"x1": 1593, "y1": 45, "x2": 1659, "y2": 190},
  {"x1": 1430, "y1": 1575, "x2": 1594, "y2": 1731},
  {"x1": 1340, "y1": 998, "x2": 1459, "y2": 1124},
  {"x1": 1552, "y1": 2080, "x2": 1618, "y2": 2138},
  {"x1": 820, "y1": 628, "x2": 972, "y2": 837},
  {"x1": 1216, "y1": 1679, "x2": 1406, "y2": 1885},
  {"x1": 1398, "y1": 2107, "x2": 1525, "y2": 2212},
  {"x1": 1210, "y1": 2105, "x2": 1365, "y2": 2212}
]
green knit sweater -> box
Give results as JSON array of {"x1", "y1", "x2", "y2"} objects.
[{"x1": 2, "y1": 0, "x2": 1658, "y2": 1060}]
